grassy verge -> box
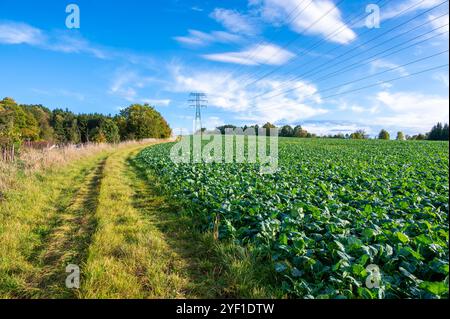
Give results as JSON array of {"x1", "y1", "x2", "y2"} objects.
[
  {"x1": 79, "y1": 144, "x2": 190, "y2": 298},
  {"x1": 80, "y1": 144, "x2": 282, "y2": 298},
  {"x1": 0, "y1": 151, "x2": 109, "y2": 298},
  {"x1": 0, "y1": 140, "x2": 163, "y2": 298}
]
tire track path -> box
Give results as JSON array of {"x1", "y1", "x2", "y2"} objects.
[{"x1": 23, "y1": 158, "x2": 106, "y2": 298}]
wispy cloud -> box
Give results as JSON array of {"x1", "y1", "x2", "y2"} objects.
[
  {"x1": 0, "y1": 21, "x2": 109, "y2": 58},
  {"x1": 141, "y1": 98, "x2": 171, "y2": 106},
  {"x1": 428, "y1": 13, "x2": 449, "y2": 36},
  {"x1": 250, "y1": 0, "x2": 356, "y2": 44},
  {"x1": 433, "y1": 72, "x2": 449, "y2": 87},
  {"x1": 382, "y1": 0, "x2": 445, "y2": 21},
  {"x1": 210, "y1": 8, "x2": 260, "y2": 35},
  {"x1": 169, "y1": 64, "x2": 327, "y2": 124},
  {"x1": 109, "y1": 68, "x2": 170, "y2": 106},
  {"x1": 174, "y1": 29, "x2": 242, "y2": 47},
  {"x1": 46, "y1": 32, "x2": 109, "y2": 59},
  {"x1": 109, "y1": 70, "x2": 140, "y2": 101},
  {"x1": 337, "y1": 100, "x2": 379, "y2": 114},
  {"x1": 370, "y1": 59, "x2": 410, "y2": 76},
  {"x1": 0, "y1": 21, "x2": 157, "y2": 68},
  {"x1": 202, "y1": 43, "x2": 295, "y2": 65},
  {"x1": 191, "y1": 6, "x2": 204, "y2": 12},
  {"x1": 0, "y1": 21, "x2": 45, "y2": 45}
]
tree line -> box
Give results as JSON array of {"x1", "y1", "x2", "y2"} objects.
[
  {"x1": 0, "y1": 97, "x2": 172, "y2": 160},
  {"x1": 216, "y1": 122, "x2": 449, "y2": 141},
  {"x1": 216, "y1": 123, "x2": 316, "y2": 137}
]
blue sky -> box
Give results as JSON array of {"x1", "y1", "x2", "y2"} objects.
[{"x1": 0, "y1": 0, "x2": 448, "y2": 136}]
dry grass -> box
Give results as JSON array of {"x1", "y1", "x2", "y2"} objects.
[
  {"x1": 0, "y1": 140, "x2": 168, "y2": 298},
  {"x1": 0, "y1": 139, "x2": 172, "y2": 196}
]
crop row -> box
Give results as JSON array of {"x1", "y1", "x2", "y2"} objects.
[{"x1": 137, "y1": 138, "x2": 449, "y2": 298}]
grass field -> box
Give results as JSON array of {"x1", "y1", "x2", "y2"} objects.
[
  {"x1": 0, "y1": 138, "x2": 448, "y2": 299},
  {"x1": 137, "y1": 137, "x2": 449, "y2": 299},
  {"x1": 0, "y1": 141, "x2": 278, "y2": 298}
]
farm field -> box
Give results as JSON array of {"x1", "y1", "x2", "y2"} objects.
[
  {"x1": 137, "y1": 137, "x2": 449, "y2": 299},
  {"x1": 0, "y1": 141, "x2": 277, "y2": 298},
  {"x1": 1, "y1": 138, "x2": 448, "y2": 299}
]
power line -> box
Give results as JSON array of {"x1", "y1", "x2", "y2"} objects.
[
  {"x1": 235, "y1": 0, "x2": 348, "y2": 85},
  {"x1": 307, "y1": 50, "x2": 448, "y2": 98},
  {"x1": 188, "y1": 92, "x2": 207, "y2": 133},
  {"x1": 258, "y1": 56, "x2": 448, "y2": 113},
  {"x1": 256, "y1": 19, "x2": 449, "y2": 100},
  {"x1": 238, "y1": 0, "x2": 385, "y2": 86},
  {"x1": 216, "y1": 0, "x2": 314, "y2": 86},
  {"x1": 317, "y1": 63, "x2": 448, "y2": 100},
  {"x1": 189, "y1": 52, "x2": 449, "y2": 118},
  {"x1": 241, "y1": 0, "x2": 446, "y2": 91}
]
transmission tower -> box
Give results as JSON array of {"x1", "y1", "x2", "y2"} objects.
[{"x1": 189, "y1": 92, "x2": 207, "y2": 134}]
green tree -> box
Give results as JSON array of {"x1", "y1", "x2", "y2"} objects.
[
  {"x1": 0, "y1": 100, "x2": 22, "y2": 160},
  {"x1": 261, "y1": 122, "x2": 276, "y2": 136},
  {"x1": 378, "y1": 129, "x2": 390, "y2": 140},
  {"x1": 99, "y1": 118, "x2": 120, "y2": 143},
  {"x1": 293, "y1": 125, "x2": 308, "y2": 138},
  {"x1": 280, "y1": 125, "x2": 294, "y2": 137},
  {"x1": 396, "y1": 131, "x2": 405, "y2": 141},
  {"x1": 217, "y1": 125, "x2": 237, "y2": 135},
  {"x1": 120, "y1": 104, "x2": 172, "y2": 140},
  {"x1": 428, "y1": 122, "x2": 449, "y2": 141},
  {"x1": 350, "y1": 130, "x2": 368, "y2": 139},
  {"x1": 0, "y1": 98, "x2": 40, "y2": 141},
  {"x1": 27, "y1": 105, "x2": 54, "y2": 141}
]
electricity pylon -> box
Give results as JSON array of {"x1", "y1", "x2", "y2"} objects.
[{"x1": 189, "y1": 92, "x2": 207, "y2": 134}]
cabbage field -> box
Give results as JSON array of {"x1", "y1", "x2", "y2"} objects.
[{"x1": 136, "y1": 138, "x2": 449, "y2": 299}]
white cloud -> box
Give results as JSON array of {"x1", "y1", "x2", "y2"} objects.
[
  {"x1": 382, "y1": 0, "x2": 444, "y2": 21},
  {"x1": 109, "y1": 71, "x2": 139, "y2": 101},
  {"x1": 47, "y1": 33, "x2": 109, "y2": 59},
  {"x1": 370, "y1": 59, "x2": 409, "y2": 76},
  {"x1": 0, "y1": 21, "x2": 159, "y2": 69},
  {"x1": 338, "y1": 104, "x2": 370, "y2": 114},
  {"x1": 374, "y1": 91, "x2": 449, "y2": 131},
  {"x1": 433, "y1": 72, "x2": 449, "y2": 87},
  {"x1": 141, "y1": 98, "x2": 171, "y2": 106},
  {"x1": 250, "y1": 0, "x2": 356, "y2": 44},
  {"x1": 210, "y1": 8, "x2": 259, "y2": 35},
  {"x1": 302, "y1": 122, "x2": 373, "y2": 136},
  {"x1": 109, "y1": 69, "x2": 170, "y2": 105},
  {"x1": 0, "y1": 21, "x2": 46, "y2": 45},
  {"x1": 203, "y1": 43, "x2": 295, "y2": 65},
  {"x1": 428, "y1": 13, "x2": 449, "y2": 36},
  {"x1": 174, "y1": 29, "x2": 241, "y2": 47},
  {"x1": 169, "y1": 64, "x2": 327, "y2": 124},
  {"x1": 203, "y1": 116, "x2": 225, "y2": 130},
  {"x1": 0, "y1": 21, "x2": 110, "y2": 58}
]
